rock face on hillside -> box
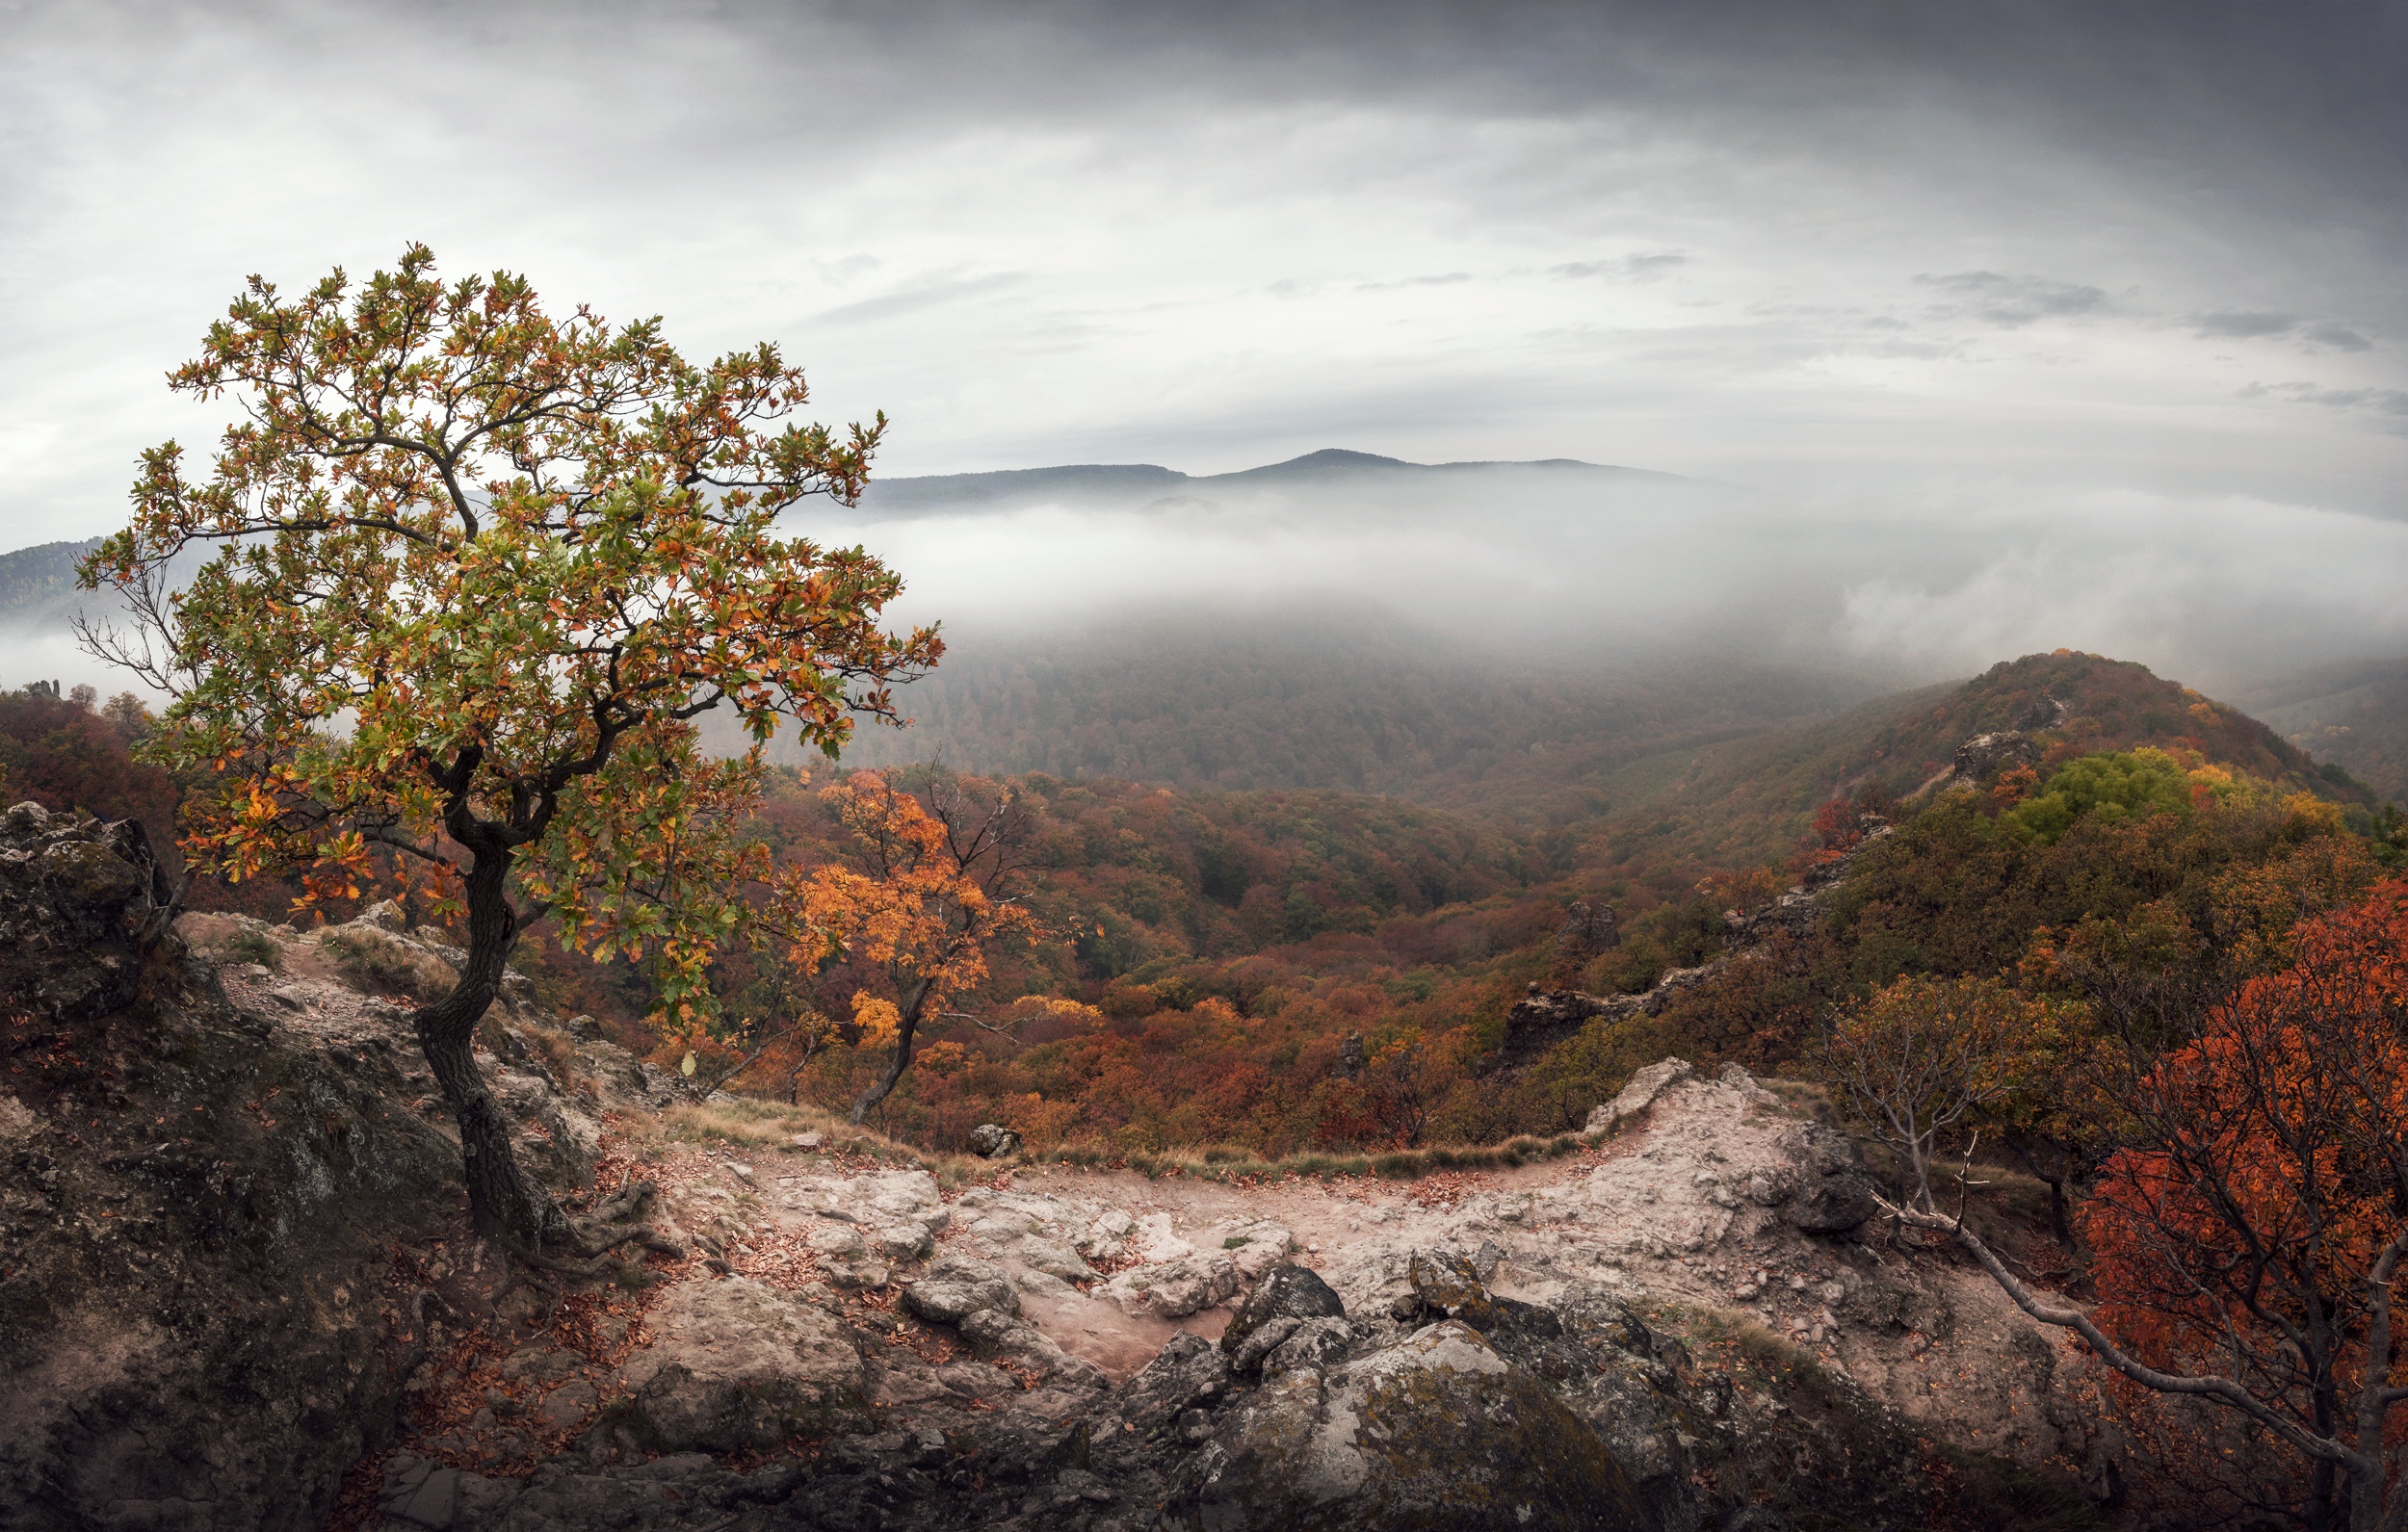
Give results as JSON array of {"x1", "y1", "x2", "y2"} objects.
[
  {"x1": 0, "y1": 805, "x2": 458, "y2": 1530},
  {"x1": 0, "y1": 804, "x2": 617, "y2": 1532},
  {"x1": 1498, "y1": 821, "x2": 1893, "y2": 1069},
  {"x1": 1950, "y1": 729, "x2": 2041, "y2": 784}
]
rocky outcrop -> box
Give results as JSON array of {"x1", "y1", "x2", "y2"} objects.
[
  {"x1": 1502, "y1": 820, "x2": 1901, "y2": 1072},
  {"x1": 968, "y1": 1122, "x2": 1023, "y2": 1157},
  {"x1": 1, "y1": 809, "x2": 2104, "y2": 1532},
  {"x1": 1220, "y1": 1263, "x2": 1348, "y2": 1373},
  {"x1": 1095, "y1": 1216, "x2": 1296, "y2": 1319},
  {"x1": 0, "y1": 798, "x2": 176, "y2": 1021},
  {"x1": 619, "y1": 1278, "x2": 867, "y2": 1451},
  {"x1": 1950, "y1": 729, "x2": 2042, "y2": 784},
  {"x1": 0, "y1": 806, "x2": 459, "y2": 1531},
  {"x1": 1167, "y1": 1319, "x2": 1651, "y2": 1532},
  {"x1": 1584, "y1": 1056, "x2": 1695, "y2": 1133},
  {"x1": 0, "y1": 804, "x2": 659, "y2": 1532}
]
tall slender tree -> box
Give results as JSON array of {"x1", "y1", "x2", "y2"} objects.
[{"x1": 79, "y1": 245, "x2": 939, "y2": 1251}]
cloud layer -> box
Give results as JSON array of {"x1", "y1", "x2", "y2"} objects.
[{"x1": 2, "y1": 0, "x2": 2402, "y2": 687}]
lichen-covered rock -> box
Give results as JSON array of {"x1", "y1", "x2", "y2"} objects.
[
  {"x1": 0, "y1": 812, "x2": 474, "y2": 1531},
  {"x1": 968, "y1": 1122, "x2": 1022, "y2": 1157},
  {"x1": 1222, "y1": 1262, "x2": 1347, "y2": 1363},
  {"x1": 1118, "y1": 1332, "x2": 1236, "y2": 1436},
  {"x1": 1787, "y1": 1124, "x2": 1882, "y2": 1234},
  {"x1": 1264, "y1": 1316, "x2": 1356, "y2": 1378},
  {"x1": 1015, "y1": 1234, "x2": 1094, "y2": 1283},
  {"x1": 1102, "y1": 1219, "x2": 1296, "y2": 1319},
  {"x1": 617, "y1": 1278, "x2": 866, "y2": 1450},
  {"x1": 0, "y1": 803, "x2": 175, "y2": 1021},
  {"x1": 1585, "y1": 1056, "x2": 1695, "y2": 1134},
  {"x1": 1167, "y1": 1320, "x2": 1651, "y2": 1532},
  {"x1": 900, "y1": 1254, "x2": 1020, "y2": 1323}
]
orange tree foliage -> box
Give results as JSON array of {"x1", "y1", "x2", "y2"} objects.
[
  {"x1": 741, "y1": 769, "x2": 1557, "y2": 1153},
  {"x1": 1898, "y1": 884, "x2": 2408, "y2": 1530},
  {"x1": 76, "y1": 245, "x2": 936, "y2": 1248},
  {"x1": 777, "y1": 771, "x2": 1039, "y2": 1121},
  {"x1": 0, "y1": 687, "x2": 175, "y2": 849},
  {"x1": 2077, "y1": 883, "x2": 2408, "y2": 1527}
]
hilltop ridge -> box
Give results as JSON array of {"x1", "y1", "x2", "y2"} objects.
[{"x1": 853, "y1": 449, "x2": 1684, "y2": 512}]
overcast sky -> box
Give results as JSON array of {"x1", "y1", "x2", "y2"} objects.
[{"x1": 4, "y1": 0, "x2": 2406, "y2": 680}]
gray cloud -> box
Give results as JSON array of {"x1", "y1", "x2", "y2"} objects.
[
  {"x1": 2242, "y1": 381, "x2": 2408, "y2": 417},
  {"x1": 1916, "y1": 272, "x2": 2107, "y2": 327},
  {"x1": 2198, "y1": 310, "x2": 2298, "y2": 338},
  {"x1": 810, "y1": 273, "x2": 1030, "y2": 327},
  {"x1": 1353, "y1": 272, "x2": 1475, "y2": 292},
  {"x1": 1551, "y1": 253, "x2": 1688, "y2": 281},
  {"x1": 2303, "y1": 322, "x2": 2374, "y2": 351}
]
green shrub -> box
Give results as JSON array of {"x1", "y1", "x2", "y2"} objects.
[
  {"x1": 225, "y1": 928, "x2": 282, "y2": 972},
  {"x1": 320, "y1": 929, "x2": 438, "y2": 1000}
]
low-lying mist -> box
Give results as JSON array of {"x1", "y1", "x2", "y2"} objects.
[
  {"x1": 11, "y1": 454, "x2": 2401, "y2": 787},
  {"x1": 818, "y1": 456, "x2": 2408, "y2": 695}
]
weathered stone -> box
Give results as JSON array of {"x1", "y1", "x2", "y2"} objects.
[
  {"x1": 1331, "y1": 1031, "x2": 1368, "y2": 1080},
  {"x1": 0, "y1": 815, "x2": 511, "y2": 1532},
  {"x1": 1263, "y1": 1316, "x2": 1356, "y2": 1378},
  {"x1": 1118, "y1": 1332, "x2": 1234, "y2": 1436},
  {"x1": 1501, "y1": 988, "x2": 1644, "y2": 1070},
  {"x1": 1017, "y1": 1234, "x2": 1094, "y2": 1283},
  {"x1": 1951, "y1": 729, "x2": 2041, "y2": 784},
  {"x1": 1792, "y1": 1176, "x2": 1882, "y2": 1234},
  {"x1": 1585, "y1": 1057, "x2": 1695, "y2": 1134},
  {"x1": 617, "y1": 1278, "x2": 866, "y2": 1450},
  {"x1": 1166, "y1": 1321, "x2": 1650, "y2": 1532},
  {"x1": 1787, "y1": 1124, "x2": 1882, "y2": 1233},
  {"x1": 900, "y1": 1254, "x2": 1020, "y2": 1324},
  {"x1": 1221, "y1": 1262, "x2": 1347, "y2": 1362},
  {"x1": 968, "y1": 1122, "x2": 1023, "y2": 1158},
  {"x1": 1098, "y1": 1222, "x2": 1296, "y2": 1320}
]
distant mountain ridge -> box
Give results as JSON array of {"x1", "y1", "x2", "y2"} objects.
[
  {"x1": 855, "y1": 447, "x2": 1686, "y2": 511},
  {"x1": 0, "y1": 537, "x2": 103, "y2": 623}
]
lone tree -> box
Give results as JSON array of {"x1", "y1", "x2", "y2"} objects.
[{"x1": 79, "y1": 245, "x2": 939, "y2": 1252}]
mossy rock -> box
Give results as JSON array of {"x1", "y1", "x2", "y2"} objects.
[{"x1": 1166, "y1": 1320, "x2": 1649, "y2": 1531}]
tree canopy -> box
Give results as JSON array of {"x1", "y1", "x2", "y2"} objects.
[{"x1": 80, "y1": 245, "x2": 938, "y2": 1246}]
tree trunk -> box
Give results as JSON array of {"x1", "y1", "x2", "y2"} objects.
[
  {"x1": 850, "y1": 981, "x2": 929, "y2": 1123},
  {"x1": 413, "y1": 850, "x2": 568, "y2": 1251}
]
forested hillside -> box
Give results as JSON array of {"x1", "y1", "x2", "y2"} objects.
[
  {"x1": 13, "y1": 648, "x2": 2392, "y2": 1164},
  {"x1": 2233, "y1": 656, "x2": 2408, "y2": 802},
  {"x1": 824, "y1": 611, "x2": 1896, "y2": 803},
  {"x1": 0, "y1": 536, "x2": 102, "y2": 628}
]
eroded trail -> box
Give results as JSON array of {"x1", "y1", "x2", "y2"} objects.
[{"x1": 364, "y1": 1054, "x2": 2110, "y2": 1530}]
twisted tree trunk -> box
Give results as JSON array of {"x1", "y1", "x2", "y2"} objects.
[
  {"x1": 413, "y1": 849, "x2": 569, "y2": 1251},
  {"x1": 850, "y1": 980, "x2": 930, "y2": 1124}
]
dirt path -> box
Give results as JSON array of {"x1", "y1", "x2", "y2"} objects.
[{"x1": 621, "y1": 1063, "x2": 2095, "y2": 1478}]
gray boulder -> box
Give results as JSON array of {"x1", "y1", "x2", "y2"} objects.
[
  {"x1": 900, "y1": 1253, "x2": 1021, "y2": 1324},
  {"x1": 1117, "y1": 1332, "x2": 1235, "y2": 1436},
  {"x1": 1584, "y1": 1056, "x2": 1695, "y2": 1134},
  {"x1": 617, "y1": 1278, "x2": 866, "y2": 1450},
  {"x1": 1167, "y1": 1320, "x2": 1650, "y2": 1531},
  {"x1": 1951, "y1": 730, "x2": 2040, "y2": 784},
  {"x1": 1788, "y1": 1125, "x2": 1883, "y2": 1234},
  {"x1": 968, "y1": 1122, "x2": 1023, "y2": 1157},
  {"x1": 1221, "y1": 1262, "x2": 1347, "y2": 1363}
]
